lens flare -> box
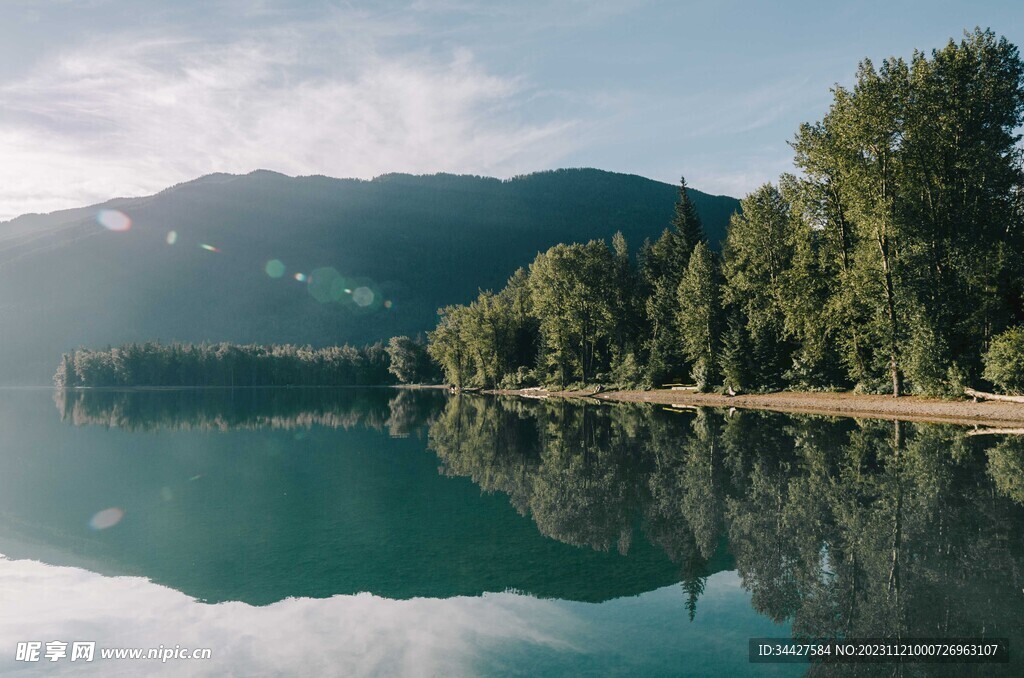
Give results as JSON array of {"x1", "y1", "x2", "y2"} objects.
[
  {"x1": 383, "y1": 300, "x2": 393, "y2": 309},
  {"x1": 265, "y1": 259, "x2": 285, "y2": 278},
  {"x1": 200, "y1": 243, "x2": 220, "y2": 253},
  {"x1": 166, "y1": 230, "x2": 178, "y2": 245},
  {"x1": 330, "y1": 278, "x2": 348, "y2": 300},
  {"x1": 294, "y1": 273, "x2": 307, "y2": 282},
  {"x1": 89, "y1": 507, "x2": 124, "y2": 530},
  {"x1": 308, "y1": 267, "x2": 345, "y2": 303},
  {"x1": 352, "y1": 286, "x2": 375, "y2": 307},
  {"x1": 97, "y1": 209, "x2": 131, "y2": 232}
]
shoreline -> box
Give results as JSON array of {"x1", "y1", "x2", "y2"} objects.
[{"x1": 489, "y1": 387, "x2": 1024, "y2": 428}]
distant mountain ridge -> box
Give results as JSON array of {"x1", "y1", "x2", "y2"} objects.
[{"x1": 0, "y1": 168, "x2": 738, "y2": 384}]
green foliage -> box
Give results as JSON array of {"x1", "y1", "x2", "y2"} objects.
[
  {"x1": 983, "y1": 326, "x2": 1024, "y2": 394},
  {"x1": 428, "y1": 268, "x2": 539, "y2": 389},
  {"x1": 54, "y1": 340, "x2": 395, "y2": 388},
  {"x1": 498, "y1": 366, "x2": 538, "y2": 390},
  {"x1": 903, "y1": 310, "x2": 953, "y2": 395},
  {"x1": 791, "y1": 29, "x2": 1024, "y2": 395},
  {"x1": 677, "y1": 242, "x2": 721, "y2": 391},
  {"x1": 427, "y1": 31, "x2": 1024, "y2": 397},
  {"x1": 428, "y1": 305, "x2": 471, "y2": 387},
  {"x1": 610, "y1": 351, "x2": 646, "y2": 389},
  {"x1": 718, "y1": 314, "x2": 752, "y2": 392},
  {"x1": 640, "y1": 178, "x2": 707, "y2": 384},
  {"x1": 386, "y1": 336, "x2": 439, "y2": 384},
  {"x1": 529, "y1": 241, "x2": 618, "y2": 386},
  {"x1": 720, "y1": 183, "x2": 797, "y2": 387}
]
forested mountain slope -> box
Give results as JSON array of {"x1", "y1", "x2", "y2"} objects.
[{"x1": 0, "y1": 168, "x2": 737, "y2": 384}]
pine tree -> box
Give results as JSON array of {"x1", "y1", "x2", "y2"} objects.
[
  {"x1": 642, "y1": 176, "x2": 706, "y2": 384},
  {"x1": 720, "y1": 183, "x2": 795, "y2": 388},
  {"x1": 677, "y1": 242, "x2": 722, "y2": 391}
]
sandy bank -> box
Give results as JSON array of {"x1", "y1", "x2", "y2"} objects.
[{"x1": 492, "y1": 387, "x2": 1024, "y2": 429}]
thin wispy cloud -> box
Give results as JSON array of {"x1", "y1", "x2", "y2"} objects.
[
  {"x1": 0, "y1": 22, "x2": 578, "y2": 220},
  {"x1": 2, "y1": 0, "x2": 1020, "y2": 217}
]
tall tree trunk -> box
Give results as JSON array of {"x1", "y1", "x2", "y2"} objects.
[{"x1": 878, "y1": 232, "x2": 902, "y2": 397}]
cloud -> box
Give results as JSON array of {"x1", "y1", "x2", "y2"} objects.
[
  {"x1": 686, "y1": 149, "x2": 796, "y2": 198},
  {"x1": 0, "y1": 554, "x2": 771, "y2": 676},
  {"x1": 0, "y1": 555, "x2": 578, "y2": 676},
  {"x1": 0, "y1": 22, "x2": 578, "y2": 220}
]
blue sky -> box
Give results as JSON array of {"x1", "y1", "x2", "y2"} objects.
[{"x1": 0, "y1": 0, "x2": 1020, "y2": 219}]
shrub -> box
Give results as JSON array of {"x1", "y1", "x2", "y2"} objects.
[
  {"x1": 983, "y1": 327, "x2": 1024, "y2": 394},
  {"x1": 498, "y1": 366, "x2": 538, "y2": 390}
]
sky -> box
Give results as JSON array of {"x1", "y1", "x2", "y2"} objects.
[{"x1": 0, "y1": 0, "x2": 1021, "y2": 220}]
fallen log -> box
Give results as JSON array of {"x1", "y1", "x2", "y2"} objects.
[
  {"x1": 966, "y1": 427, "x2": 1024, "y2": 436},
  {"x1": 964, "y1": 387, "x2": 1024, "y2": 404}
]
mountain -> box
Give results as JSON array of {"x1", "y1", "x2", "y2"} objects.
[{"x1": 0, "y1": 168, "x2": 738, "y2": 384}]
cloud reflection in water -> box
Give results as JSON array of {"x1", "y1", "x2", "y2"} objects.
[{"x1": 0, "y1": 557, "x2": 785, "y2": 677}]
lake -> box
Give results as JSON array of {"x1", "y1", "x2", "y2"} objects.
[{"x1": 0, "y1": 388, "x2": 1021, "y2": 676}]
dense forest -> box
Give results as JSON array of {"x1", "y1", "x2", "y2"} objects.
[
  {"x1": 429, "y1": 30, "x2": 1024, "y2": 396},
  {"x1": 53, "y1": 338, "x2": 436, "y2": 388}
]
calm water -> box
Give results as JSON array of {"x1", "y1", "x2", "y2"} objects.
[{"x1": 0, "y1": 389, "x2": 1022, "y2": 676}]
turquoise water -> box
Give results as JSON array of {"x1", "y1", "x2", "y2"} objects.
[{"x1": 0, "y1": 389, "x2": 1021, "y2": 676}]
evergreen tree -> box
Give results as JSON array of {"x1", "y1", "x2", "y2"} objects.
[
  {"x1": 641, "y1": 177, "x2": 706, "y2": 384},
  {"x1": 677, "y1": 242, "x2": 722, "y2": 391},
  {"x1": 610, "y1": 231, "x2": 643, "y2": 383},
  {"x1": 720, "y1": 183, "x2": 796, "y2": 388}
]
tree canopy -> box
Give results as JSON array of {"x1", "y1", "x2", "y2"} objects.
[{"x1": 430, "y1": 29, "x2": 1024, "y2": 396}]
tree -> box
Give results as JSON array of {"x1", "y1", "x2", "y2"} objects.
[
  {"x1": 792, "y1": 29, "x2": 1024, "y2": 395},
  {"x1": 429, "y1": 305, "x2": 472, "y2": 387},
  {"x1": 528, "y1": 240, "x2": 617, "y2": 386},
  {"x1": 720, "y1": 184, "x2": 797, "y2": 387},
  {"x1": 386, "y1": 336, "x2": 435, "y2": 384},
  {"x1": 677, "y1": 242, "x2": 722, "y2": 391},
  {"x1": 983, "y1": 326, "x2": 1024, "y2": 394},
  {"x1": 641, "y1": 177, "x2": 706, "y2": 384}
]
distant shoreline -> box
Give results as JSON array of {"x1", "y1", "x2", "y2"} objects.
[
  {"x1": 35, "y1": 382, "x2": 1024, "y2": 428},
  {"x1": 489, "y1": 387, "x2": 1024, "y2": 429}
]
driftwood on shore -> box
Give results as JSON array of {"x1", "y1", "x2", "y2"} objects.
[
  {"x1": 966, "y1": 427, "x2": 1024, "y2": 436},
  {"x1": 964, "y1": 387, "x2": 1024, "y2": 404}
]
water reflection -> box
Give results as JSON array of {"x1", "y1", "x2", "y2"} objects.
[
  {"x1": 6, "y1": 388, "x2": 1022, "y2": 674},
  {"x1": 3, "y1": 389, "x2": 682, "y2": 607},
  {"x1": 428, "y1": 395, "x2": 1024, "y2": 662},
  {"x1": 54, "y1": 387, "x2": 444, "y2": 437},
  {"x1": 0, "y1": 557, "x2": 786, "y2": 677}
]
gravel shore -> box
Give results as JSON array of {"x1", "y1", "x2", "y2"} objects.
[{"x1": 496, "y1": 387, "x2": 1024, "y2": 428}]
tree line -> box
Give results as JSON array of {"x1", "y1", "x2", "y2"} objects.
[
  {"x1": 54, "y1": 337, "x2": 437, "y2": 388},
  {"x1": 428, "y1": 30, "x2": 1024, "y2": 396}
]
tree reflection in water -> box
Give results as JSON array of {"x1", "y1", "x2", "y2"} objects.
[
  {"x1": 428, "y1": 395, "x2": 1024, "y2": 663},
  {"x1": 55, "y1": 387, "x2": 445, "y2": 438},
  {"x1": 53, "y1": 387, "x2": 1024, "y2": 666}
]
